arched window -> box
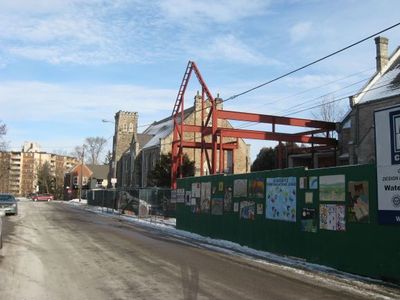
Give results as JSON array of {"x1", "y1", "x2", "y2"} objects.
[
  {"x1": 123, "y1": 123, "x2": 127, "y2": 132},
  {"x1": 129, "y1": 123, "x2": 134, "y2": 132}
]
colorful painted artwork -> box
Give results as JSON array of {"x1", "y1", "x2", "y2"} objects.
[
  {"x1": 200, "y1": 182, "x2": 211, "y2": 212},
  {"x1": 305, "y1": 192, "x2": 313, "y2": 204},
  {"x1": 233, "y1": 202, "x2": 239, "y2": 212},
  {"x1": 233, "y1": 179, "x2": 247, "y2": 198},
  {"x1": 348, "y1": 181, "x2": 369, "y2": 222},
  {"x1": 301, "y1": 208, "x2": 317, "y2": 232},
  {"x1": 299, "y1": 177, "x2": 308, "y2": 189},
  {"x1": 211, "y1": 198, "x2": 223, "y2": 215},
  {"x1": 171, "y1": 189, "x2": 177, "y2": 203},
  {"x1": 320, "y1": 204, "x2": 346, "y2": 231},
  {"x1": 256, "y1": 203, "x2": 263, "y2": 215},
  {"x1": 309, "y1": 176, "x2": 318, "y2": 189},
  {"x1": 185, "y1": 191, "x2": 191, "y2": 206},
  {"x1": 191, "y1": 182, "x2": 201, "y2": 198},
  {"x1": 248, "y1": 178, "x2": 265, "y2": 198},
  {"x1": 266, "y1": 177, "x2": 297, "y2": 222},
  {"x1": 177, "y1": 189, "x2": 185, "y2": 203},
  {"x1": 224, "y1": 187, "x2": 233, "y2": 212},
  {"x1": 319, "y1": 175, "x2": 345, "y2": 202},
  {"x1": 240, "y1": 201, "x2": 255, "y2": 220}
]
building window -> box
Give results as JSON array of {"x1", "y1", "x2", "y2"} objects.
[
  {"x1": 123, "y1": 124, "x2": 128, "y2": 132},
  {"x1": 73, "y1": 176, "x2": 78, "y2": 185},
  {"x1": 129, "y1": 123, "x2": 134, "y2": 132}
]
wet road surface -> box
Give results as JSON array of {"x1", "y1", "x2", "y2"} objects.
[{"x1": 0, "y1": 201, "x2": 398, "y2": 300}]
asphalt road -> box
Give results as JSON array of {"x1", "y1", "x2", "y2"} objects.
[{"x1": 0, "y1": 201, "x2": 398, "y2": 300}]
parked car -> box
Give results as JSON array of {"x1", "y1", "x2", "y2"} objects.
[
  {"x1": 32, "y1": 193, "x2": 54, "y2": 202},
  {"x1": 27, "y1": 192, "x2": 37, "y2": 199},
  {"x1": 0, "y1": 194, "x2": 18, "y2": 215}
]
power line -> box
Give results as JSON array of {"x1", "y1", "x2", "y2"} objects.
[
  {"x1": 284, "y1": 81, "x2": 400, "y2": 117},
  {"x1": 222, "y1": 22, "x2": 400, "y2": 103},
  {"x1": 239, "y1": 67, "x2": 374, "y2": 110},
  {"x1": 236, "y1": 74, "x2": 373, "y2": 129}
]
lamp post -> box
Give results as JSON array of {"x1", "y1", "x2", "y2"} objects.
[
  {"x1": 79, "y1": 147, "x2": 84, "y2": 202},
  {"x1": 101, "y1": 119, "x2": 116, "y2": 185}
]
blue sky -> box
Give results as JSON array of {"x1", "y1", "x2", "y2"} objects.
[{"x1": 0, "y1": 0, "x2": 399, "y2": 161}]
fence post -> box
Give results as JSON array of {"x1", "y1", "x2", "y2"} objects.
[{"x1": 102, "y1": 189, "x2": 105, "y2": 213}]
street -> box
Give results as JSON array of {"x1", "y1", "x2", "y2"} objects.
[{"x1": 0, "y1": 200, "x2": 398, "y2": 300}]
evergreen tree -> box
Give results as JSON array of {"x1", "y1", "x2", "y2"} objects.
[{"x1": 147, "y1": 153, "x2": 194, "y2": 187}]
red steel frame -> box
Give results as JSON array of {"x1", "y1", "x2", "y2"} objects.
[{"x1": 171, "y1": 61, "x2": 337, "y2": 188}]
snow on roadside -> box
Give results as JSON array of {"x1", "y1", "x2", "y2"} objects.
[
  {"x1": 66, "y1": 201, "x2": 400, "y2": 299},
  {"x1": 68, "y1": 199, "x2": 88, "y2": 204}
]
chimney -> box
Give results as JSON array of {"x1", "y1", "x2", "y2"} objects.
[
  {"x1": 215, "y1": 93, "x2": 223, "y2": 110},
  {"x1": 374, "y1": 36, "x2": 389, "y2": 73}
]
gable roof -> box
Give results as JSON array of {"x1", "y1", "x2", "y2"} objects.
[
  {"x1": 353, "y1": 46, "x2": 400, "y2": 105},
  {"x1": 136, "y1": 133, "x2": 154, "y2": 150},
  {"x1": 141, "y1": 106, "x2": 195, "y2": 150},
  {"x1": 86, "y1": 164, "x2": 109, "y2": 179},
  {"x1": 68, "y1": 164, "x2": 93, "y2": 176}
]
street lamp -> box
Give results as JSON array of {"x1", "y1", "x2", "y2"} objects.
[{"x1": 101, "y1": 119, "x2": 116, "y2": 187}]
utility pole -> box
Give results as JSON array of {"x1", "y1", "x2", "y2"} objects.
[{"x1": 79, "y1": 147, "x2": 85, "y2": 202}]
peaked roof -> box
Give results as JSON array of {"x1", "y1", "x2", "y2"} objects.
[
  {"x1": 136, "y1": 133, "x2": 154, "y2": 150},
  {"x1": 86, "y1": 164, "x2": 109, "y2": 179},
  {"x1": 141, "y1": 106, "x2": 195, "y2": 150},
  {"x1": 353, "y1": 46, "x2": 400, "y2": 105},
  {"x1": 69, "y1": 164, "x2": 93, "y2": 176}
]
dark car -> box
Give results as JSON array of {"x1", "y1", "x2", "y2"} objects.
[
  {"x1": 0, "y1": 193, "x2": 18, "y2": 215},
  {"x1": 32, "y1": 193, "x2": 54, "y2": 201}
]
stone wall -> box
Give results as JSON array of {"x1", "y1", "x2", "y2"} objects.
[
  {"x1": 112, "y1": 111, "x2": 138, "y2": 185},
  {"x1": 339, "y1": 96, "x2": 400, "y2": 164}
]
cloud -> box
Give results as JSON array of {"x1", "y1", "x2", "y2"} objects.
[
  {"x1": 289, "y1": 21, "x2": 312, "y2": 43},
  {"x1": 159, "y1": 0, "x2": 270, "y2": 24},
  {"x1": 0, "y1": 1, "x2": 168, "y2": 65},
  {"x1": 0, "y1": 81, "x2": 176, "y2": 122},
  {"x1": 190, "y1": 34, "x2": 280, "y2": 65}
]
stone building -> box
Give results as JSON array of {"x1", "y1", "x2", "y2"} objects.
[
  {"x1": 338, "y1": 36, "x2": 400, "y2": 165},
  {"x1": 109, "y1": 111, "x2": 138, "y2": 185},
  {"x1": 0, "y1": 142, "x2": 78, "y2": 196},
  {"x1": 113, "y1": 96, "x2": 251, "y2": 188}
]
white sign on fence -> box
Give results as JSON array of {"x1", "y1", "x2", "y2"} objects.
[{"x1": 375, "y1": 105, "x2": 400, "y2": 224}]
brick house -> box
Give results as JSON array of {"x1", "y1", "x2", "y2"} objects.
[{"x1": 64, "y1": 164, "x2": 108, "y2": 199}]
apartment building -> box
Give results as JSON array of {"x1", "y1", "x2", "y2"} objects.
[{"x1": 0, "y1": 142, "x2": 78, "y2": 196}]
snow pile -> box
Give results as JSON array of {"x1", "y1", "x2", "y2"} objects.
[{"x1": 68, "y1": 199, "x2": 88, "y2": 205}]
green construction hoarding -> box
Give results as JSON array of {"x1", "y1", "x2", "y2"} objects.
[{"x1": 176, "y1": 164, "x2": 400, "y2": 283}]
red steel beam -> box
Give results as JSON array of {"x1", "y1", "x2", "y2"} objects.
[
  {"x1": 182, "y1": 124, "x2": 212, "y2": 135},
  {"x1": 180, "y1": 141, "x2": 237, "y2": 150},
  {"x1": 218, "y1": 110, "x2": 336, "y2": 130},
  {"x1": 219, "y1": 128, "x2": 337, "y2": 145}
]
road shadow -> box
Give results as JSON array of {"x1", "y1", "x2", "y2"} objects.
[{"x1": 180, "y1": 260, "x2": 199, "y2": 300}]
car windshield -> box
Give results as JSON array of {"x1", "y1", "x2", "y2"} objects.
[{"x1": 0, "y1": 195, "x2": 15, "y2": 201}]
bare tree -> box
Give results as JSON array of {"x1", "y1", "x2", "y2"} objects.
[
  {"x1": 83, "y1": 137, "x2": 107, "y2": 165},
  {"x1": 312, "y1": 95, "x2": 345, "y2": 122},
  {"x1": 70, "y1": 145, "x2": 84, "y2": 161},
  {"x1": 71, "y1": 137, "x2": 107, "y2": 165}
]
